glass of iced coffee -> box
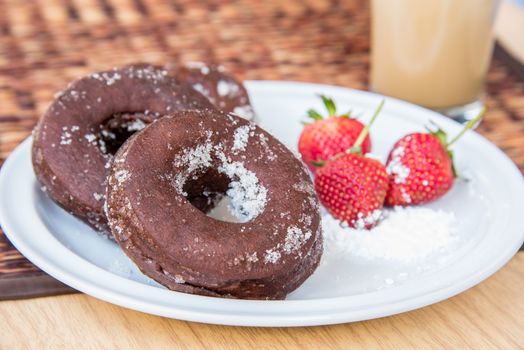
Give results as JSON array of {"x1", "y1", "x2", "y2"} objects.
[{"x1": 370, "y1": 0, "x2": 500, "y2": 122}]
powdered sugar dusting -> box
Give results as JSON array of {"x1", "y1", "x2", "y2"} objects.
[
  {"x1": 114, "y1": 169, "x2": 130, "y2": 184},
  {"x1": 283, "y1": 226, "x2": 312, "y2": 253},
  {"x1": 59, "y1": 126, "x2": 80, "y2": 145},
  {"x1": 126, "y1": 119, "x2": 147, "y2": 132},
  {"x1": 91, "y1": 71, "x2": 122, "y2": 86},
  {"x1": 264, "y1": 249, "x2": 281, "y2": 264},
  {"x1": 232, "y1": 124, "x2": 254, "y2": 152},
  {"x1": 172, "y1": 133, "x2": 268, "y2": 221},
  {"x1": 323, "y1": 207, "x2": 457, "y2": 262},
  {"x1": 173, "y1": 140, "x2": 213, "y2": 194},
  {"x1": 218, "y1": 160, "x2": 268, "y2": 221},
  {"x1": 84, "y1": 133, "x2": 96, "y2": 143},
  {"x1": 387, "y1": 146, "x2": 410, "y2": 184},
  {"x1": 353, "y1": 209, "x2": 383, "y2": 230}
]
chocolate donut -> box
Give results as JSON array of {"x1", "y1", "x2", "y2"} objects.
[
  {"x1": 105, "y1": 110, "x2": 323, "y2": 299},
  {"x1": 32, "y1": 65, "x2": 215, "y2": 234},
  {"x1": 166, "y1": 62, "x2": 256, "y2": 121}
]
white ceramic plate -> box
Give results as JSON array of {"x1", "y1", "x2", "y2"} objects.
[{"x1": 1, "y1": 81, "x2": 523, "y2": 327}]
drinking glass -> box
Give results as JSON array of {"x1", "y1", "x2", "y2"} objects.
[{"x1": 370, "y1": 0, "x2": 500, "y2": 122}]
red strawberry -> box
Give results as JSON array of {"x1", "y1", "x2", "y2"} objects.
[
  {"x1": 385, "y1": 108, "x2": 485, "y2": 206},
  {"x1": 315, "y1": 100, "x2": 387, "y2": 229},
  {"x1": 298, "y1": 95, "x2": 371, "y2": 172}
]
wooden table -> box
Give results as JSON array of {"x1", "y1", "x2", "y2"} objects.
[{"x1": 1, "y1": 253, "x2": 523, "y2": 349}]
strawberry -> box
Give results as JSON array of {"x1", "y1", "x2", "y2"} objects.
[
  {"x1": 315, "y1": 100, "x2": 388, "y2": 229},
  {"x1": 385, "y1": 108, "x2": 486, "y2": 206},
  {"x1": 298, "y1": 95, "x2": 371, "y2": 172}
]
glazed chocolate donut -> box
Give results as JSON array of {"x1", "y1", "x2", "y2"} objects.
[
  {"x1": 166, "y1": 62, "x2": 256, "y2": 121},
  {"x1": 105, "y1": 109, "x2": 323, "y2": 299},
  {"x1": 32, "y1": 65, "x2": 215, "y2": 234}
]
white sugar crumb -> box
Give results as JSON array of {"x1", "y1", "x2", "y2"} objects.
[
  {"x1": 91, "y1": 71, "x2": 122, "y2": 86},
  {"x1": 353, "y1": 209, "x2": 383, "y2": 230},
  {"x1": 264, "y1": 249, "x2": 281, "y2": 264},
  {"x1": 59, "y1": 125, "x2": 81, "y2": 145},
  {"x1": 283, "y1": 226, "x2": 312, "y2": 254},
  {"x1": 84, "y1": 133, "x2": 96, "y2": 143},
  {"x1": 126, "y1": 119, "x2": 146, "y2": 131},
  {"x1": 387, "y1": 146, "x2": 410, "y2": 184},
  {"x1": 217, "y1": 80, "x2": 239, "y2": 97},
  {"x1": 93, "y1": 192, "x2": 104, "y2": 201},
  {"x1": 323, "y1": 207, "x2": 458, "y2": 263},
  {"x1": 246, "y1": 252, "x2": 258, "y2": 262},
  {"x1": 114, "y1": 170, "x2": 130, "y2": 184},
  {"x1": 258, "y1": 133, "x2": 277, "y2": 160},
  {"x1": 173, "y1": 275, "x2": 185, "y2": 284},
  {"x1": 293, "y1": 181, "x2": 316, "y2": 196},
  {"x1": 60, "y1": 132, "x2": 72, "y2": 145},
  {"x1": 233, "y1": 105, "x2": 255, "y2": 120},
  {"x1": 400, "y1": 187, "x2": 412, "y2": 204},
  {"x1": 232, "y1": 125, "x2": 253, "y2": 152},
  {"x1": 174, "y1": 142, "x2": 213, "y2": 171},
  {"x1": 219, "y1": 161, "x2": 268, "y2": 222},
  {"x1": 186, "y1": 61, "x2": 209, "y2": 74},
  {"x1": 173, "y1": 142, "x2": 213, "y2": 194},
  {"x1": 192, "y1": 83, "x2": 208, "y2": 97}
]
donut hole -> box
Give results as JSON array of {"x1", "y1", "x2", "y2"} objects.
[
  {"x1": 98, "y1": 113, "x2": 153, "y2": 155},
  {"x1": 182, "y1": 166, "x2": 267, "y2": 224},
  {"x1": 183, "y1": 168, "x2": 230, "y2": 214}
]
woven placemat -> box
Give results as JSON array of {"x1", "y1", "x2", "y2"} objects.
[{"x1": 0, "y1": 0, "x2": 523, "y2": 299}]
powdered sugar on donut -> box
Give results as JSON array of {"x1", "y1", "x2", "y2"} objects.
[
  {"x1": 172, "y1": 132, "x2": 268, "y2": 221},
  {"x1": 232, "y1": 124, "x2": 255, "y2": 153},
  {"x1": 218, "y1": 161, "x2": 268, "y2": 221}
]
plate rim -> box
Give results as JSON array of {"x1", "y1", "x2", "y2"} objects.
[{"x1": 1, "y1": 80, "x2": 523, "y2": 327}]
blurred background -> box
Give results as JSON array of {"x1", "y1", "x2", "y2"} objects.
[{"x1": 0, "y1": 0, "x2": 522, "y2": 165}]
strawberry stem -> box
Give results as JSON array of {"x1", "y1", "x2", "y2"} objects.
[
  {"x1": 349, "y1": 99, "x2": 385, "y2": 154},
  {"x1": 447, "y1": 106, "x2": 486, "y2": 147},
  {"x1": 307, "y1": 109, "x2": 323, "y2": 121},
  {"x1": 319, "y1": 95, "x2": 337, "y2": 116}
]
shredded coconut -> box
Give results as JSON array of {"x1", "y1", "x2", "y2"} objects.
[{"x1": 323, "y1": 207, "x2": 457, "y2": 263}]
